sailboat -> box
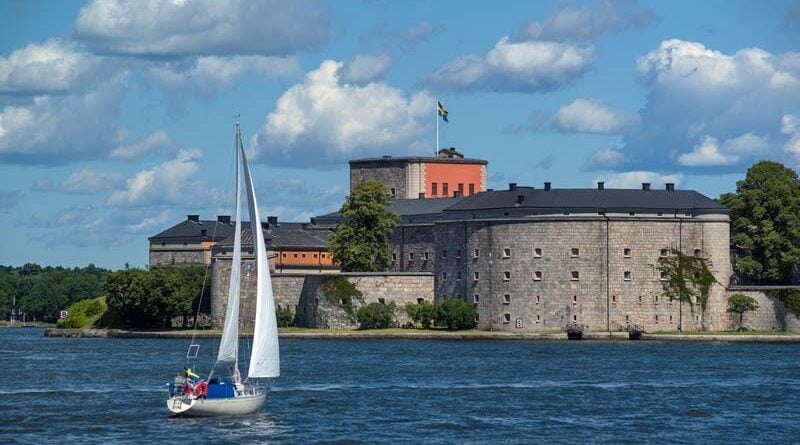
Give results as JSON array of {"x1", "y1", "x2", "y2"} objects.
[{"x1": 166, "y1": 122, "x2": 280, "y2": 416}]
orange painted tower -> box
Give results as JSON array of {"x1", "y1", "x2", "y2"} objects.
[{"x1": 349, "y1": 148, "x2": 488, "y2": 199}]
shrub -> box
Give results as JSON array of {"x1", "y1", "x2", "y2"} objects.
[
  {"x1": 56, "y1": 297, "x2": 108, "y2": 329},
  {"x1": 276, "y1": 306, "x2": 295, "y2": 328},
  {"x1": 356, "y1": 302, "x2": 396, "y2": 329},
  {"x1": 405, "y1": 302, "x2": 436, "y2": 328},
  {"x1": 435, "y1": 299, "x2": 476, "y2": 331}
]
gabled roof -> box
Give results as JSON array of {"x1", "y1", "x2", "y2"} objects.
[
  {"x1": 444, "y1": 187, "x2": 727, "y2": 214},
  {"x1": 148, "y1": 219, "x2": 236, "y2": 242},
  {"x1": 312, "y1": 196, "x2": 467, "y2": 226}
]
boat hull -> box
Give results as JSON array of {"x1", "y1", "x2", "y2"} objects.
[{"x1": 167, "y1": 393, "x2": 266, "y2": 417}]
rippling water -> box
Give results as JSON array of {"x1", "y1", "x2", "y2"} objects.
[{"x1": 2, "y1": 328, "x2": 800, "y2": 444}]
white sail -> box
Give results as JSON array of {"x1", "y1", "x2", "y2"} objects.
[
  {"x1": 238, "y1": 127, "x2": 280, "y2": 379},
  {"x1": 214, "y1": 136, "x2": 242, "y2": 369}
]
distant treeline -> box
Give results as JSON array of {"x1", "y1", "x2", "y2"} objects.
[{"x1": 0, "y1": 263, "x2": 110, "y2": 323}]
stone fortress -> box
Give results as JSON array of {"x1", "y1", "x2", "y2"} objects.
[{"x1": 149, "y1": 149, "x2": 800, "y2": 332}]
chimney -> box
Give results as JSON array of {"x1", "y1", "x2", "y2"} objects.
[
  {"x1": 267, "y1": 216, "x2": 278, "y2": 227},
  {"x1": 642, "y1": 183, "x2": 651, "y2": 191},
  {"x1": 187, "y1": 214, "x2": 200, "y2": 223},
  {"x1": 217, "y1": 215, "x2": 231, "y2": 224},
  {"x1": 418, "y1": 192, "x2": 425, "y2": 199},
  {"x1": 508, "y1": 183, "x2": 517, "y2": 191},
  {"x1": 516, "y1": 195, "x2": 525, "y2": 205},
  {"x1": 597, "y1": 181, "x2": 604, "y2": 190},
  {"x1": 382, "y1": 155, "x2": 392, "y2": 159},
  {"x1": 666, "y1": 183, "x2": 675, "y2": 192},
  {"x1": 544, "y1": 182, "x2": 551, "y2": 191},
  {"x1": 453, "y1": 191, "x2": 462, "y2": 197}
]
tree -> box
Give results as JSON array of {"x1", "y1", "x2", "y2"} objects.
[
  {"x1": 719, "y1": 161, "x2": 800, "y2": 284},
  {"x1": 727, "y1": 293, "x2": 759, "y2": 330},
  {"x1": 329, "y1": 181, "x2": 398, "y2": 272},
  {"x1": 356, "y1": 302, "x2": 396, "y2": 329},
  {"x1": 435, "y1": 299, "x2": 476, "y2": 330}
]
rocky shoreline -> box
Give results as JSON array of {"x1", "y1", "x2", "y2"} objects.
[{"x1": 42, "y1": 328, "x2": 800, "y2": 342}]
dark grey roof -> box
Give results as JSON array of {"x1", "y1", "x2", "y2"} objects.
[
  {"x1": 445, "y1": 187, "x2": 727, "y2": 214},
  {"x1": 349, "y1": 155, "x2": 487, "y2": 165},
  {"x1": 148, "y1": 219, "x2": 236, "y2": 242},
  {"x1": 312, "y1": 196, "x2": 466, "y2": 226}
]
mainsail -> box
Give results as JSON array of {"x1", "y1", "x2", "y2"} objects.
[
  {"x1": 213, "y1": 133, "x2": 243, "y2": 373},
  {"x1": 238, "y1": 126, "x2": 280, "y2": 379}
]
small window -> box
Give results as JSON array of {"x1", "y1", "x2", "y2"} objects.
[
  {"x1": 623, "y1": 248, "x2": 631, "y2": 258},
  {"x1": 503, "y1": 313, "x2": 511, "y2": 323},
  {"x1": 301, "y1": 253, "x2": 306, "y2": 258},
  {"x1": 443, "y1": 182, "x2": 449, "y2": 196},
  {"x1": 534, "y1": 271, "x2": 542, "y2": 281},
  {"x1": 502, "y1": 248, "x2": 511, "y2": 258},
  {"x1": 417, "y1": 298, "x2": 425, "y2": 304},
  {"x1": 655, "y1": 315, "x2": 659, "y2": 323},
  {"x1": 657, "y1": 212, "x2": 663, "y2": 216},
  {"x1": 473, "y1": 248, "x2": 480, "y2": 258},
  {"x1": 503, "y1": 294, "x2": 511, "y2": 304},
  {"x1": 423, "y1": 252, "x2": 429, "y2": 261},
  {"x1": 392, "y1": 252, "x2": 397, "y2": 261},
  {"x1": 378, "y1": 298, "x2": 386, "y2": 305},
  {"x1": 161, "y1": 242, "x2": 166, "y2": 246},
  {"x1": 669, "y1": 315, "x2": 673, "y2": 324},
  {"x1": 473, "y1": 271, "x2": 480, "y2": 281},
  {"x1": 625, "y1": 314, "x2": 629, "y2": 322},
  {"x1": 571, "y1": 271, "x2": 579, "y2": 281},
  {"x1": 571, "y1": 248, "x2": 579, "y2": 258},
  {"x1": 629, "y1": 212, "x2": 635, "y2": 216},
  {"x1": 390, "y1": 187, "x2": 396, "y2": 196},
  {"x1": 535, "y1": 295, "x2": 540, "y2": 304},
  {"x1": 503, "y1": 271, "x2": 511, "y2": 281},
  {"x1": 612, "y1": 295, "x2": 616, "y2": 303},
  {"x1": 638, "y1": 295, "x2": 643, "y2": 304},
  {"x1": 534, "y1": 248, "x2": 542, "y2": 258},
  {"x1": 456, "y1": 250, "x2": 461, "y2": 259},
  {"x1": 473, "y1": 294, "x2": 480, "y2": 303},
  {"x1": 442, "y1": 249, "x2": 447, "y2": 259},
  {"x1": 408, "y1": 252, "x2": 414, "y2": 261},
  {"x1": 458, "y1": 183, "x2": 464, "y2": 194},
  {"x1": 469, "y1": 183, "x2": 475, "y2": 195},
  {"x1": 475, "y1": 313, "x2": 480, "y2": 322},
  {"x1": 340, "y1": 298, "x2": 348, "y2": 305},
  {"x1": 282, "y1": 253, "x2": 287, "y2": 257},
  {"x1": 624, "y1": 271, "x2": 632, "y2": 281},
  {"x1": 432, "y1": 182, "x2": 438, "y2": 195},
  {"x1": 573, "y1": 295, "x2": 577, "y2": 305},
  {"x1": 313, "y1": 253, "x2": 318, "y2": 258},
  {"x1": 660, "y1": 271, "x2": 668, "y2": 281},
  {"x1": 442, "y1": 272, "x2": 447, "y2": 281},
  {"x1": 456, "y1": 271, "x2": 462, "y2": 281},
  {"x1": 321, "y1": 253, "x2": 326, "y2": 258},
  {"x1": 660, "y1": 249, "x2": 669, "y2": 257},
  {"x1": 694, "y1": 248, "x2": 702, "y2": 257},
  {"x1": 654, "y1": 295, "x2": 659, "y2": 304},
  {"x1": 293, "y1": 253, "x2": 298, "y2": 258},
  {"x1": 573, "y1": 315, "x2": 578, "y2": 322}
]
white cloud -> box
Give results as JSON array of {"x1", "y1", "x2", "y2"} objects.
[
  {"x1": 259, "y1": 177, "x2": 345, "y2": 222},
  {"x1": 552, "y1": 99, "x2": 640, "y2": 134},
  {"x1": 145, "y1": 55, "x2": 301, "y2": 95},
  {"x1": 250, "y1": 60, "x2": 432, "y2": 167},
  {"x1": 583, "y1": 146, "x2": 626, "y2": 170},
  {"x1": 340, "y1": 54, "x2": 393, "y2": 84},
  {"x1": 615, "y1": 39, "x2": 800, "y2": 171},
  {"x1": 0, "y1": 39, "x2": 109, "y2": 95},
  {"x1": 109, "y1": 130, "x2": 178, "y2": 161},
  {"x1": 75, "y1": 0, "x2": 331, "y2": 58},
  {"x1": 107, "y1": 149, "x2": 204, "y2": 207},
  {"x1": 125, "y1": 209, "x2": 175, "y2": 234},
  {"x1": 62, "y1": 167, "x2": 125, "y2": 194},
  {"x1": 595, "y1": 171, "x2": 682, "y2": 189},
  {"x1": 0, "y1": 76, "x2": 126, "y2": 164},
  {"x1": 426, "y1": 37, "x2": 595, "y2": 93},
  {"x1": 783, "y1": 114, "x2": 800, "y2": 158},
  {"x1": 521, "y1": 0, "x2": 654, "y2": 42}
]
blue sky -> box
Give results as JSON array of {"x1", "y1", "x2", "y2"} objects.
[{"x1": 0, "y1": 0, "x2": 798, "y2": 270}]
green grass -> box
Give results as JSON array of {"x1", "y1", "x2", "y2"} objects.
[{"x1": 56, "y1": 297, "x2": 108, "y2": 329}]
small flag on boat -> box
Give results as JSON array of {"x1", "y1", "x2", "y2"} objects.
[
  {"x1": 186, "y1": 368, "x2": 200, "y2": 380},
  {"x1": 438, "y1": 101, "x2": 449, "y2": 122}
]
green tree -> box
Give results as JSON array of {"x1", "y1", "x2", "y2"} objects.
[
  {"x1": 435, "y1": 299, "x2": 476, "y2": 330},
  {"x1": 406, "y1": 302, "x2": 436, "y2": 328},
  {"x1": 727, "y1": 293, "x2": 759, "y2": 330},
  {"x1": 719, "y1": 161, "x2": 800, "y2": 284},
  {"x1": 356, "y1": 302, "x2": 396, "y2": 329},
  {"x1": 329, "y1": 181, "x2": 398, "y2": 272}
]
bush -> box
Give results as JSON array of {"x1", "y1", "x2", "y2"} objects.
[
  {"x1": 435, "y1": 299, "x2": 476, "y2": 331},
  {"x1": 276, "y1": 306, "x2": 295, "y2": 328},
  {"x1": 406, "y1": 302, "x2": 436, "y2": 328},
  {"x1": 56, "y1": 297, "x2": 108, "y2": 329},
  {"x1": 356, "y1": 302, "x2": 396, "y2": 329}
]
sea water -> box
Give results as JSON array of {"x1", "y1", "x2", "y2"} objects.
[{"x1": 1, "y1": 328, "x2": 799, "y2": 444}]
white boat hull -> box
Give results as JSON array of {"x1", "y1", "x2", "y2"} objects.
[{"x1": 167, "y1": 393, "x2": 266, "y2": 417}]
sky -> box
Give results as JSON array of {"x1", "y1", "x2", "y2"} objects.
[{"x1": 0, "y1": 0, "x2": 798, "y2": 270}]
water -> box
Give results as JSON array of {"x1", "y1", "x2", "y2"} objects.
[{"x1": 2, "y1": 328, "x2": 800, "y2": 444}]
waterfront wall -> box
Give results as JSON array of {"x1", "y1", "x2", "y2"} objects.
[{"x1": 725, "y1": 287, "x2": 800, "y2": 332}]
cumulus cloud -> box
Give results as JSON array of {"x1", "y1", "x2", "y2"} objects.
[
  {"x1": 250, "y1": 60, "x2": 432, "y2": 167},
  {"x1": 0, "y1": 76, "x2": 126, "y2": 164},
  {"x1": 783, "y1": 114, "x2": 800, "y2": 159},
  {"x1": 340, "y1": 54, "x2": 393, "y2": 84},
  {"x1": 582, "y1": 146, "x2": 626, "y2": 170},
  {"x1": 613, "y1": 39, "x2": 800, "y2": 172},
  {"x1": 552, "y1": 98, "x2": 640, "y2": 134},
  {"x1": 0, "y1": 39, "x2": 110, "y2": 95},
  {"x1": 521, "y1": 0, "x2": 654, "y2": 42},
  {"x1": 145, "y1": 55, "x2": 301, "y2": 95},
  {"x1": 426, "y1": 37, "x2": 596, "y2": 93},
  {"x1": 62, "y1": 167, "x2": 125, "y2": 194},
  {"x1": 107, "y1": 149, "x2": 205, "y2": 207},
  {"x1": 75, "y1": 0, "x2": 331, "y2": 58},
  {"x1": 595, "y1": 171, "x2": 682, "y2": 189},
  {"x1": 125, "y1": 209, "x2": 175, "y2": 234},
  {"x1": 109, "y1": 130, "x2": 178, "y2": 161}
]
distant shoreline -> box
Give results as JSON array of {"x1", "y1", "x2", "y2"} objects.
[{"x1": 39, "y1": 327, "x2": 800, "y2": 342}]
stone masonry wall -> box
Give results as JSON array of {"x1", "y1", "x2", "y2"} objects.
[
  {"x1": 390, "y1": 224, "x2": 435, "y2": 273},
  {"x1": 724, "y1": 288, "x2": 800, "y2": 332},
  {"x1": 350, "y1": 161, "x2": 408, "y2": 198},
  {"x1": 150, "y1": 248, "x2": 206, "y2": 267}
]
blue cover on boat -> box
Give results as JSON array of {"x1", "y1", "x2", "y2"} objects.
[{"x1": 206, "y1": 382, "x2": 235, "y2": 399}]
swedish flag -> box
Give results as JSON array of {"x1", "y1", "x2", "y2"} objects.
[{"x1": 438, "y1": 101, "x2": 449, "y2": 122}]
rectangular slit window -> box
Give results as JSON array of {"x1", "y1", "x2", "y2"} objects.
[
  {"x1": 623, "y1": 248, "x2": 631, "y2": 258},
  {"x1": 503, "y1": 313, "x2": 511, "y2": 323},
  {"x1": 660, "y1": 249, "x2": 669, "y2": 257},
  {"x1": 534, "y1": 271, "x2": 542, "y2": 281},
  {"x1": 534, "y1": 248, "x2": 542, "y2": 258},
  {"x1": 571, "y1": 271, "x2": 579, "y2": 281},
  {"x1": 473, "y1": 271, "x2": 480, "y2": 281},
  {"x1": 473, "y1": 248, "x2": 480, "y2": 258},
  {"x1": 502, "y1": 248, "x2": 511, "y2": 258},
  {"x1": 573, "y1": 295, "x2": 577, "y2": 305},
  {"x1": 536, "y1": 314, "x2": 540, "y2": 323},
  {"x1": 535, "y1": 295, "x2": 540, "y2": 304},
  {"x1": 503, "y1": 294, "x2": 511, "y2": 304},
  {"x1": 473, "y1": 294, "x2": 479, "y2": 303},
  {"x1": 443, "y1": 183, "x2": 449, "y2": 196},
  {"x1": 503, "y1": 271, "x2": 511, "y2": 281},
  {"x1": 624, "y1": 271, "x2": 632, "y2": 281},
  {"x1": 571, "y1": 248, "x2": 579, "y2": 258},
  {"x1": 432, "y1": 182, "x2": 438, "y2": 195},
  {"x1": 408, "y1": 252, "x2": 414, "y2": 261}
]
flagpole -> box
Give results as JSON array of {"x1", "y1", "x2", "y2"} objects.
[{"x1": 436, "y1": 99, "x2": 439, "y2": 156}]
